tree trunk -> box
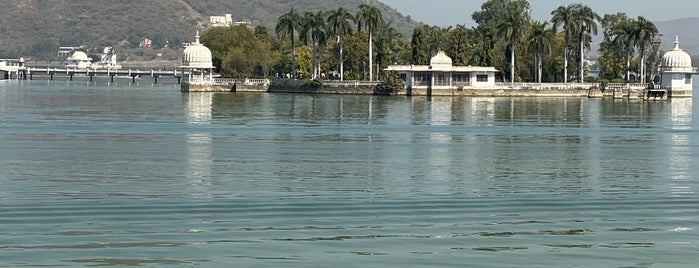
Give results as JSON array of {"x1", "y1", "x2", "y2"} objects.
[
  {"x1": 368, "y1": 32, "x2": 373, "y2": 81},
  {"x1": 538, "y1": 53, "x2": 543, "y2": 83},
  {"x1": 626, "y1": 54, "x2": 631, "y2": 82},
  {"x1": 563, "y1": 45, "x2": 568, "y2": 84},
  {"x1": 510, "y1": 44, "x2": 515, "y2": 85},
  {"x1": 291, "y1": 33, "x2": 296, "y2": 79},
  {"x1": 340, "y1": 36, "x2": 344, "y2": 81},
  {"x1": 579, "y1": 40, "x2": 584, "y2": 83},
  {"x1": 312, "y1": 43, "x2": 318, "y2": 79}
]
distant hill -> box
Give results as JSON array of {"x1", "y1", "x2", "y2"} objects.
[
  {"x1": 654, "y1": 17, "x2": 699, "y2": 56},
  {"x1": 0, "y1": 0, "x2": 420, "y2": 60}
]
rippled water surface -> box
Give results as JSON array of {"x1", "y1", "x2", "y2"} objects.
[{"x1": 1, "y1": 79, "x2": 698, "y2": 267}]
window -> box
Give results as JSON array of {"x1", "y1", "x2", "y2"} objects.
[
  {"x1": 476, "y1": 74, "x2": 488, "y2": 82},
  {"x1": 453, "y1": 73, "x2": 468, "y2": 83},
  {"x1": 435, "y1": 73, "x2": 449, "y2": 86},
  {"x1": 413, "y1": 73, "x2": 431, "y2": 85},
  {"x1": 685, "y1": 74, "x2": 692, "y2": 84}
]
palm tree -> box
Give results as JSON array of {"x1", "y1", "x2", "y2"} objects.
[
  {"x1": 634, "y1": 16, "x2": 658, "y2": 83},
  {"x1": 496, "y1": 8, "x2": 530, "y2": 85},
  {"x1": 613, "y1": 18, "x2": 637, "y2": 82},
  {"x1": 551, "y1": 4, "x2": 575, "y2": 83},
  {"x1": 570, "y1": 4, "x2": 600, "y2": 83},
  {"x1": 528, "y1": 21, "x2": 555, "y2": 83},
  {"x1": 301, "y1": 11, "x2": 327, "y2": 80},
  {"x1": 326, "y1": 7, "x2": 355, "y2": 81},
  {"x1": 276, "y1": 8, "x2": 302, "y2": 78},
  {"x1": 356, "y1": 4, "x2": 384, "y2": 81}
]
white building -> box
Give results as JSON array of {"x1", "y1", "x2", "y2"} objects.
[
  {"x1": 64, "y1": 51, "x2": 93, "y2": 69},
  {"x1": 180, "y1": 31, "x2": 215, "y2": 92},
  {"x1": 659, "y1": 36, "x2": 696, "y2": 98},
  {"x1": 210, "y1": 14, "x2": 233, "y2": 27},
  {"x1": 385, "y1": 51, "x2": 498, "y2": 95}
]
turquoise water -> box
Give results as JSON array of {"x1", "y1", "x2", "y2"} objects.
[{"x1": 1, "y1": 79, "x2": 698, "y2": 267}]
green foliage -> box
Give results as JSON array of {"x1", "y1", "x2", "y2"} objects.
[
  {"x1": 410, "y1": 26, "x2": 430, "y2": 65},
  {"x1": 302, "y1": 79, "x2": 323, "y2": 88},
  {"x1": 202, "y1": 25, "x2": 276, "y2": 78},
  {"x1": 375, "y1": 71, "x2": 403, "y2": 94}
]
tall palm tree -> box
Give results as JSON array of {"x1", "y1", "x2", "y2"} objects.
[
  {"x1": 276, "y1": 8, "x2": 302, "y2": 78},
  {"x1": 496, "y1": 8, "x2": 530, "y2": 85},
  {"x1": 613, "y1": 18, "x2": 637, "y2": 82},
  {"x1": 551, "y1": 4, "x2": 575, "y2": 83},
  {"x1": 326, "y1": 7, "x2": 355, "y2": 81},
  {"x1": 634, "y1": 16, "x2": 658, "y2": 83},
  {"x1": 571, "y1": 4, "x2": 600, "y2": 83},
  {"x1": 301, "y1": 11, "x2": 327, "y2": 80},
  {"x1": 356, "y1": 4, "x2": 384, "y2": 81},
  {"x1": 528, "y1": 21, "x2": 555, "y2": 83}
]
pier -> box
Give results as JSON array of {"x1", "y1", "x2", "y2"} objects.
[{"x1": 23, "y1": 67, "x2": 183, "y2": 84}]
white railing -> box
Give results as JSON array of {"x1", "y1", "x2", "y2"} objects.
[
  {"x1": 324, "y1": 81, "x2": 381, "y2": 87},
  {"x1": 606, "y1": 83, "x2": 649, "y2": 89},
  {"x1": 494, "y1": 82, "x2": 598, "y2": 90},
  {"x1": 190, "y1": 78, "x2": 270, "y2": 86},
  {"x1": 658, "y1": 66, "x2": 698, "y2": 73}
]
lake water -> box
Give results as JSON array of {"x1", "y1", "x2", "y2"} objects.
[{"x1": 1, "y1": 78, "x2": 698, "y2": 267}]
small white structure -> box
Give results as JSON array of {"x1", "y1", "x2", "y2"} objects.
[
  {"x1": 210, "y1": 14, "x2": 233, "y2": 27},
  {"x1": 386, "y1": 51, "x2": 498, "y2": 94},
  {"x1": 181, "y1": 31, "x2": 216, "y2": 91},
  {"x1": 64, "y1": 51, "x2": 93, "y2": 69},
  {"x1": 659, "y1": 36, "x2": 697, "y2": 98}
]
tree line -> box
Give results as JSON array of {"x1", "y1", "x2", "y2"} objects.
[{"x1": 201, "y1": 0, "x2": 660, "y2": 84}]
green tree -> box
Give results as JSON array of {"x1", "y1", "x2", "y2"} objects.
[
  {"x1": 528, "y1": 21, "x2": 555, "y2": 82},
  {"x1": 410, "y1": 25, "x2": 429, "y2": 65},
  {"x1": 326, "y1": 7, "x2": 355, "y2": 81},
  {"x1": 571, "y1": 4, "x2": 600, "y2": 83},
  {"x1": 551, "y1": 4, "x2": 575, "y2": 83},
  {"x1": 598, "y1": 13, "x2": 630, "y2": 80},
  {"x1": 496, "y1": 8, "x2": 530, "y2": 84},
  {"x1": 300, "y1": 11, "x2": 327, "y2": 80},
  {"x1": 356, "y1": 4, "x2": 384, "y2": 81},
  {"x1": 447, "y1": 25, "x2": 471, "y2": 66},
  {"x1": 634, "y1": 16, "x2": 658, "y2": 83},
  {"x1": 613, "y1": 17, "x2": 637, "y2": 81},
  {"x1": 276, "y1": 7, "x2": 302, "y2": 78}
]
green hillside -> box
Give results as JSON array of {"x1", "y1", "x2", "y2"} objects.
[{"x1": 0, "y1": 0, "x2": 419, "y2": 60}]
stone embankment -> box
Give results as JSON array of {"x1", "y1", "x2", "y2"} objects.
[{"x1": 182, "y1": 79, "x2": 652, "y2": 99}]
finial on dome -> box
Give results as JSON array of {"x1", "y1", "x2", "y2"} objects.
[
  {"x1": 195, "y1": 31, "x2": 200, "y2": 44},
  {"x1": 674, "y1": 36, "x2": 680, "y2": 50}
]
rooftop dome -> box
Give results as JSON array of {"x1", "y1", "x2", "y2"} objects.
[
  {"x1": 661, "y1": 36, "x2": 692, "y2": 69},
  {"x1": 67, "y1": 51, "x2": 90, "y2": 61},
  {"x1": 430, "y1": 51, "x2": 452, "y2": 67},
  {"x1": 182, "y1": 31, "x2": 214, "y2": 68}
]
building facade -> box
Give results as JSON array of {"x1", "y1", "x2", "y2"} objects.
[{"x1": 386, "y1": 51, "x2": 498, "y2": 95}]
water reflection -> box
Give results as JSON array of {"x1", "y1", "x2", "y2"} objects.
[
  {"x1": 185, "y1": 92, "x2": 213, "y2": 124},
  {"x1": 668, "y1": 98, "x2": 694, "y2": 195},
  {"x1": 184, "y1": 93, "x2": 213, "y2": 198}
]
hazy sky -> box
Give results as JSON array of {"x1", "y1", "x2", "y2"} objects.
[{"x1": 379, "y1": 0, "x2": 699, "y2": 26}]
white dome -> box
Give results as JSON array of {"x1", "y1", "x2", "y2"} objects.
[
  {"x1": 67, "y1": 51, "x2": 90, "y2": 61},
  {"x1": 182, "y1": 31, "x2": 214, "y2": 68},
  {"x1": 430, "y1": 51, "x2": 452, "y2": 67},
  {"x1": 661, "y1": 37, "x2": 692, "y2": 69}
]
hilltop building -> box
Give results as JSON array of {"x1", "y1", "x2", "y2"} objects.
[
  {"x1": 385, "y1": 51, "x2": 498, "y2": 95},
  {"x1": 659, "y1": 36, "x2": 696, "y2": 98},
  {"x1": 209, "y1": 14, "x2": 250, "y2": 27}
]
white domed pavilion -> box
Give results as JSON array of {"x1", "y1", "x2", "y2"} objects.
[
  {"x1": 659, "y1": 36, "x2": 696, "y2": 97},
  {"x1": 385, "y1": 51, "x2": 498, "y2": 96},
  {"x1": 65, "y1": 51, "x2": 92, "y2": 69},
  {"x1": 181, "y1": 31, "x2": 215, "y2": 91}
]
